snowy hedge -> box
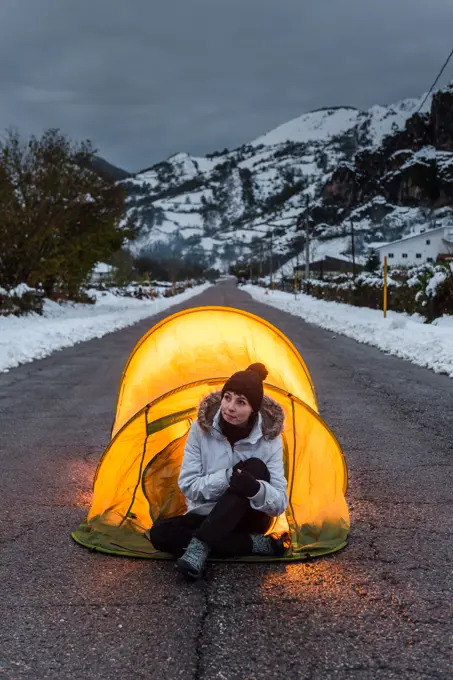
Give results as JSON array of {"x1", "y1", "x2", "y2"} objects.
[
  {"x1": 0, "y1": 279, "x2": 200, "y2": 316},
  {"x1": 304, "y1": 263, "x2": 453, "y2": 321},
  {"x1": 408, "y1": 263, "x2": 453, "y2": 321},
  {"x1": 0, "y1": 284, "x2": 44, "y2": 317}
]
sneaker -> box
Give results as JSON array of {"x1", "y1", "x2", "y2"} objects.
[{"x1": 175, "y1": 537, "x2": 210, "y2": 580}]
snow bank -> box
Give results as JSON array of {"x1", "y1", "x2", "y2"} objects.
[
  {"x1": 0, "y1": 283, "x2": 211, "y2": 373},
  {"x1": 244, "y1": 286, "x2": 453, "y2": 378}
]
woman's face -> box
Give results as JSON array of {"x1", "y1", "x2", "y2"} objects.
[{"x1": 221, "y1": 391, "x2": 253, "y2": 426}]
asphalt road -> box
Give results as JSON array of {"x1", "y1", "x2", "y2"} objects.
[{"x1": 0, "y1": 279, "x2": 452, "y2": 679}]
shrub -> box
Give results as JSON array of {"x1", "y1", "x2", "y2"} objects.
[
  {"x1": 297, "y1": 263, "x2": 453, "y2": 321},
  {"x1": 0, "y1": 289, "x2": 44, "y2": 316}
]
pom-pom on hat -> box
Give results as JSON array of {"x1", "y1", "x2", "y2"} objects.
[{"x1": 221, "y1": 363, "x2": 268, "y2": 413}]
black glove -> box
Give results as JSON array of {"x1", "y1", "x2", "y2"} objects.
[
  {"x1": 229, "y1": 469, "x2": 260, "y2": 498},
  {"x1": 232, "y1": 461, "x2": 245, "y2": 473}
]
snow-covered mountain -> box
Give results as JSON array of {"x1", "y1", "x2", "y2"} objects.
[{"x1": 120, "y1": 86, "x2": 453, "y2": 274}]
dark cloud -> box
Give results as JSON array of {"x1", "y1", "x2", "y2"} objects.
[{"x1": 1, "y1": 0, "x2": 452, "y2": 170}]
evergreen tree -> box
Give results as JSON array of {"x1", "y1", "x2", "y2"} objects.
[{"x1": 365, "y1": 249, "x2": 381, "y2": 272}]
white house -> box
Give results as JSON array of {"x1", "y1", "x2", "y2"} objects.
[
  {"x1": 90, "y1": 262, "x2": 117, "y2": 283},
  {"x1": 374, "y1": 226, "x2": 453, "y2": 266}
]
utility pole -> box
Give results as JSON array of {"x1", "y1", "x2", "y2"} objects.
[
  {"x1": 259, "y1": 242, "x2": 263, "y2": 279},
  {"x1": 295, "y1": 251, "x2": 299, "y2": 296},
  {"x1": 269, "y1": 230, "x2": 273, "y2": 288},
  {"x1": 350, "y1": 219, "x2": 356, "y2": 280},
  {"x1": 249, "y1": 257, "x2": 252, "y2": 283},
  {"x1": 304, "y1": 195, "x2": 310, "y2": 284},
  {"x1": 295, "y1": 212, "x2": 304, "y2": 294}
]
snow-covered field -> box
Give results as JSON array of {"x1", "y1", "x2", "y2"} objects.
[
  {"x1": 0, "y1": 283, "x2": 211, "y2": 373},
  {"x1": 244, "y1": 285, "x2": 453, "y2": 378}
]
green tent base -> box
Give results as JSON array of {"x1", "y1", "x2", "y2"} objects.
[{"x1": 71, "y1": 519, "x2": 348, "y2": 563}]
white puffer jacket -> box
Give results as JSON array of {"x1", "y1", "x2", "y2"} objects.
[{"x1": 178, "y1": 391, "x2": 288, "y2": 517}]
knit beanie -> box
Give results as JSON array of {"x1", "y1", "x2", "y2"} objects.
[{"x1": 221, "y1": 363, "x2": 268, "y2": 413}]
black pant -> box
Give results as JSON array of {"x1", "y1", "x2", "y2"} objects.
[{"x1": 149, "y1": 457, "x2": 272, "y2": 558}]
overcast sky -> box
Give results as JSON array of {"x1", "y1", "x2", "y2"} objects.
[{"x1": 1, "y1": 0, "x2": 453, "y2": 172}]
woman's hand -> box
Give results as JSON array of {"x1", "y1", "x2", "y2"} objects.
[{"x1": 229, "y1": 469, "x2": 260, "y2": 498}]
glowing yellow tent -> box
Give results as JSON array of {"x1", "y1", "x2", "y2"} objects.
[{"x1": 72, "y1": 306, "x2": 349, "y2": 561}]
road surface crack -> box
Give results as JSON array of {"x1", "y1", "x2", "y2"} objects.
[{"x1": 193, "y1": 578, "x2": 210, "y2": 680}]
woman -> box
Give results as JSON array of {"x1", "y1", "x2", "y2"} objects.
[{"x1": 149, "y1": 363, "x2": 290, "y2": 580}]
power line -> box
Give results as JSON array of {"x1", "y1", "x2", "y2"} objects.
[{"x1": 417, "y1": 46, "x2": 453, "y2": 113}]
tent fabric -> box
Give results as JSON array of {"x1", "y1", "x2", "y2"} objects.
[{"x1": 72, "y1": 306, "x2": 349, "y2": 561}]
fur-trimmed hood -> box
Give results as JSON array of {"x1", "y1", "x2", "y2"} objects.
[{"x1": 197, "y1": 391, "x2": 284, "y2": 441}]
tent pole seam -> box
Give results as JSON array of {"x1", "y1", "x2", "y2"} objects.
[
  {"x1": 119, "y1": 407, "x2": 150, "y2": 528},
  {"x1": 287, "y1": 396, "x2": 299, "y2": 550}
]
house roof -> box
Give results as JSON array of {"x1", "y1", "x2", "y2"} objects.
[
  {"x1": 294, "y1": 254, "x2": 352, "y2": 267},
  {"x1": 374, "y1": 225, "x2": 445, "y2": 250},
  {"x1": 294, "y1": 255, "x2": 354, "y2": 269}
]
